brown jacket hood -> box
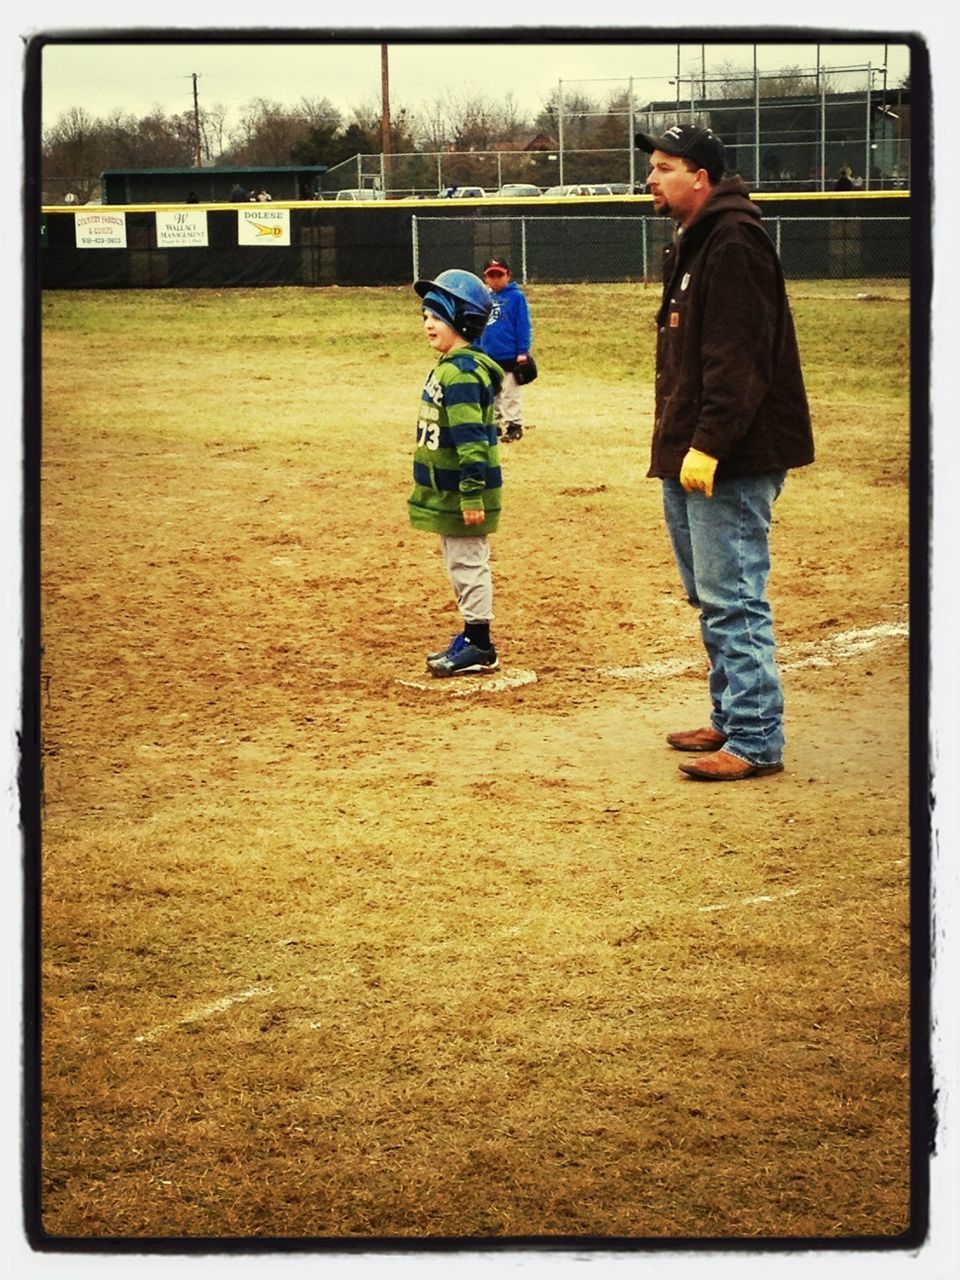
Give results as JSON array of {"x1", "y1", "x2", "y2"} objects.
[{"x1": 687, "y1": 176, "x2": 762, "y2": 233}]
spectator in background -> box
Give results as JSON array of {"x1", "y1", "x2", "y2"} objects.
[
  {"x1": 228, "y1": 182, "x2": 248, "y2": 202},
  {"x1": 256, "y1": 188, "x2": 272, "y2": 202},
  {"x1": 834, "y1": 166, "x2": 854, "y2": 191}
]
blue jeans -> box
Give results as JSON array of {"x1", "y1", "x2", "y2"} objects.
[{"x1": 662, "y1": 473, "x2": 787, "y2": 766}]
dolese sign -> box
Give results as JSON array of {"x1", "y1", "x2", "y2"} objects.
[{"x1": 238, "y1": 207, "x2": 291, "y2": 247}]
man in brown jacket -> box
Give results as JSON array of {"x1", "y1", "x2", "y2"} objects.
[{"x1": 636, "y1": 123, "x2": 815, "y2": 780}]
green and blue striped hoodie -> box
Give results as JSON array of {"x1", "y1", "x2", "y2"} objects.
[{"x1": 408, "y1": 346, "x2": 504, "y2": 536}]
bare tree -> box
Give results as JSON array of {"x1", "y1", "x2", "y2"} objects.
[
  {"x1": 42, "y1": 107, "x2": 109, "y2": 202},
  {"x1": 343, "y1": 97, "x2": 417, "y2": 154},
  {"x1": 447, "y1": 87, "x2": 495, "y2": 150},
  {"x1": 411, "y1": 102, "x2": 448, "y2": 152},
  {"x1": 115, "y1": 109, "x2": 195, "y2": 167},
  {"x1": 488, "y1": 91, "x2": 527, "y2": 144},
  {"x1": 295, "y1": 96, "x2": 343, "y2": 133},
  {"x1": 592, "y1": 89, "x2": 633, "y2": 149},
  {"x1": 705, "y1": 60, "x2": 836, "y2": 101},
  {"x1": 199, "y1": 103, "x2": 230, "y2": 163},
  {"x1": 229, "y1": 97, "x2": 314, "y2": 165},
  {"x1": 415, "y1": 87, "x2": 508, "y2": 152},
  {"x1": 535, "y1": 87, "x2": 599, "y2": 148}
]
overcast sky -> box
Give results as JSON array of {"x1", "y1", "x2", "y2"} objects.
[{"x1": 35, "y1": 35, "x2": 913, "y2": 136}]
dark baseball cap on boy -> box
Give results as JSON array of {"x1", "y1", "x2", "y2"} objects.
[
  {"x1": 482, "y1": 258, "x2": 511, "y2": 275},
  {"x1": 634, "y1": 124, "x2": 725, "y2": 179}
]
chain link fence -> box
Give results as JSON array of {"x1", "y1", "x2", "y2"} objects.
[
  {"x1": 320, "y1": 151, "x2": 567, "y2": 199},
  {"x1": 321, "y1": 137, "x2": 911, "y2": 200},
  {"x1": 411, "y1": 214, "x2": 910, "y2": 284},
  {"x1": 320, "y1": 60, "x2": 910, "y2": 199}
]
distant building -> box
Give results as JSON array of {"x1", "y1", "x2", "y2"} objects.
[
  {"x1": 635, "y1": 87, "x2": 910, "y2": 190},
  {"x1": 100, "y1": 164, "x2": 328, "y2": 205},
  {"x1": 523, "y1": 132, "x2": 559, "y2": 152}
]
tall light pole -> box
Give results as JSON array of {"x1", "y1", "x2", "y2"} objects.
[
  {"x1": 557, "y1": 79, "x2": 565, "y2": 184},
  {"x1": 676, "y1": 45, "x2": 681, "y2": 109},
  {"x1": 628, "y1": 76, "x2": 635, "y2": 189}
]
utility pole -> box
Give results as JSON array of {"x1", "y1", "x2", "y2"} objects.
[
  {"x1": 380, "y1": 44, "x2": 391, "y2": 197},
  {"x1": 192, "y1": 73, "x2": 202, "y2": 167}
]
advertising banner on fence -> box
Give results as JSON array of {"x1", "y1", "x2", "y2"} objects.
[
  {"x1": 156, "y1": 209, "x2": 209, "y2": 248},
  {"x1": 238, "y1": 207, "x2": 291, "y2": 246},
  {"x1": 75, "y1": 211, "x2": 127, "y2": 248}
]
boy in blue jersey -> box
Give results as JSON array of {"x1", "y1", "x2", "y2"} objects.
[
  {"x1": 408, "y1": 269, "x2": 505, "y2": 677},
  {"x1": 477, "y1": 257, "x2": 533, "y2": 443}
]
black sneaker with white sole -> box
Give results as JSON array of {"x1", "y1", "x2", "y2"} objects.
[
  {"x1": 427, "y1": 636, "x2": 499, "y2": 677},
  {"x1": 427, "y1": 633, "x2": 465, "y2": 664}
]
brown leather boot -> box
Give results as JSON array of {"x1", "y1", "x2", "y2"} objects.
[
  {"x1": 678, "y1": 749, "x2": 784, "y2": 781},
  {"x1": 665, "y1": 726, "x2": 727, "y2": 752}
]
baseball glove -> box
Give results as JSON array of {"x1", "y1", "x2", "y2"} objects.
[{"x1": 514, "y1": 354, "x2": 538, "y2": 385}]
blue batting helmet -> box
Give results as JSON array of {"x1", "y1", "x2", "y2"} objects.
[{"x1": 414, "y1": 268, "x2": 492, "y2": 341}]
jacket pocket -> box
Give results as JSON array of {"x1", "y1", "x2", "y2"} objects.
[
  {"x1": 656, "y1": 393, "x2": 700, "y2": 440},
  {"x1": 412, "y1": 459, "x2": 440, "y2": 490}
]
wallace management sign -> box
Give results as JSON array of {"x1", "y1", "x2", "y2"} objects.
[{"x1": 155, "y1": 209, "x2": 209, "y2": 248}]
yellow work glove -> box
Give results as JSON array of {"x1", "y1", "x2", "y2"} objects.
[{"x1": 680, "y1": 448, "x2": 719, "y2": 497}]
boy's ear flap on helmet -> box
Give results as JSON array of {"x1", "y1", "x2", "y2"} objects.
[
  {"x1": 415, "y1": 270, "x2": 492, "y2": 341},
  {"x1": 458, "y1": 311, "x2": 489, "y2": 341},
  {"x1": 419, "y1": 288, "x2": 458, "y2": 328}
]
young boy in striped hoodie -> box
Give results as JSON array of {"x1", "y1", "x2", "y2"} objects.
[{"x1": 408, "y1": 269, "x2": 505, "y2": 677}]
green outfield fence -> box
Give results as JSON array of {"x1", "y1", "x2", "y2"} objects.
[
  {"x1": 39, "y1": 193, "x2": 910, "y2": 290},
  {"x1": 412, "y1": 213, "x2": 910, "y2": 283}
]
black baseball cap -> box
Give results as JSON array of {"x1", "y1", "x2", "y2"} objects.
[
  {"x1": 635, "y1": 123, "x2": 726, "y2": 179},
  {"x1": 482, "y1": 257, "x2": 511, "y2": 275}
]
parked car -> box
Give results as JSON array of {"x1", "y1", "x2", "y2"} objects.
[
  {"x1": 493, "y1": 183, "x2": 542, "y2": 198},
  {"x1": 604, "y1": 183, "x2": 634, "y2": 195},
  {"x1": 443, "y1": 186, "x2": 487, "y2": 199},
  {"x1": 587, "y1": 184, "x2": 614, "y2": 196},
  {"x1": 334, "y1": 188, "x2": 384, "y2": 201},
  {"x1": 543, "y1": 184, "x2": 593, "y2": 198}
]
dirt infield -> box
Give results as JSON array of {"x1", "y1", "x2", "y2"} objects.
[{"x1": 37, "y1": 284, "x2": 913, "y2": 1241}]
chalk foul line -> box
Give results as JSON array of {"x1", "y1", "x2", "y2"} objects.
[
  {"x1": 780, "y1": 621, "x2": 908, "y2": 671},
  {"x1": 135, "y1": 984, "x2": 274, "y2": 1044},
  {"x1": 698, "y1": 887, "x2": 806, "y2": 914},
  {"x1": 599, "y1": 620, "x2": 908, "y2": 681}
]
